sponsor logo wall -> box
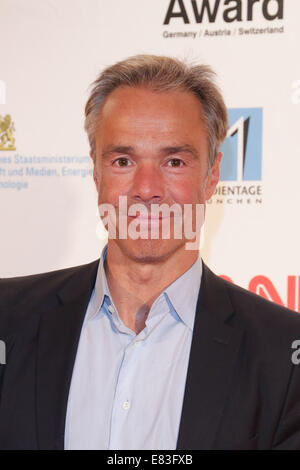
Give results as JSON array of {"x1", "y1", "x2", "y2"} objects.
[{"x1": 0, "y1": 0, "x2": 299, "y2": 312}]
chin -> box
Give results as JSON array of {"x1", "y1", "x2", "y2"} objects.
[{"x1": 113, "y1": 238, "x2": 186, "y2": 264}]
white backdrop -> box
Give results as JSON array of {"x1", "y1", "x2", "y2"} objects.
[{"x1": 0, "y1": 0, "x2": 299, "y2": 312}]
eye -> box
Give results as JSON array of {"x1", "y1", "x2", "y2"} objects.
[
  {"x1": 113, "y1": 157, "x2": 132, "y2": 167},
  {"x1": 167, "y1": 158, "x2": 185, "y2": 168}
]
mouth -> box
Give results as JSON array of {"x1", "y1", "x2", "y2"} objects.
[
  {"x1": 127, "y1": 214, "x2": 173, "y2": 221},
  {"x1": 127, "y1": 214, "x2": 178, "y2": 225}
]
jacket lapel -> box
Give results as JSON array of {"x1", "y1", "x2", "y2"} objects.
[
  {"x1": 176, "y1": 263, "x2": 244, "y2": 450},
  {"x1": 36, "y1": 259, "x2": 99, "y2": 450}
]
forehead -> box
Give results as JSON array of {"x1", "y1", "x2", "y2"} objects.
[{"x1": 96, "y1": 86, "x2": 207, "y2": 145}]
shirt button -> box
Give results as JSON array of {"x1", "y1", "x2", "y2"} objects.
[
  {"x1": 134, "y1": 340, "x2": 142, "y2": 346},
  {"x1": 108, "y1": 305, "x2": 114, "y2": 314},
  {"x1": 122, "y1": 401, "x2": 130, "y2": 410}
]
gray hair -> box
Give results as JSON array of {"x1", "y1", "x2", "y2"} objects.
[{"x1": 84, "y1": 54, "x2": 228, "y2": 168}]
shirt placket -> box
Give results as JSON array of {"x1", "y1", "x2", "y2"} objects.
[
  {"x1": 107, "y1": 297, "x2": 170, "y2": 449},
  {"x1": 108, "y1": 333, "x2": 145, "y2": 449}
]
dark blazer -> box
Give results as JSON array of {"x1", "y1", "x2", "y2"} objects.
[{"x1": 1, "y1": 259, "x2": 300, "y2": 450}]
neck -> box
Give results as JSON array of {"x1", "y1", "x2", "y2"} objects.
[{"x1": 104, "y1": 241, "x2": 199, "y2": 333}]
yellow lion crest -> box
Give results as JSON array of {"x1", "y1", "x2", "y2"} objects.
[{"x1": 0, "y1": 114, "x2": 16, "y2": 151}]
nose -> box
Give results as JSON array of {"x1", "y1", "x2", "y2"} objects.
[{"x1": 130, "y1": 162, "x2": 165, "y2": 204}]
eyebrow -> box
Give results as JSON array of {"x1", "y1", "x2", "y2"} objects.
[
  {"x1": 160, "y1": 145, "x2": 199, "y2": 160},
  {"x1": 101, "y1": 144, "x2": 199, "y2": 160},
  {"x1": 102, "y1": 146, "x2": 134, "y2": 159}
]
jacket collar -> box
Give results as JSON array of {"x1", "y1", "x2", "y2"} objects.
[
  {"x1": 176, "y1": 263, "x2": 244, "y2": 450},
  {"x1": 36, "y1": 259, "x2": 99, "y2": 450}
]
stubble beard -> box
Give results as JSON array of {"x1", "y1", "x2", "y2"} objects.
[{"x1": 109, "y1": 236, "x2": 187, "y2": 265}]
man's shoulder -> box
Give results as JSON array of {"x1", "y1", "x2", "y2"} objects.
[
  {"x1": 203, "y1": 263, "x2": 300, "y2": 337},
  {"x1": 200, "y1": 265, "x2": 300, "y2": 385},
  {"x1": 1, "y1": 259, "x2": 99, "y2": 298},
  {"x1": 227, "y1": 275, "x2": 299, "y2": 327},
  {"x1": 0, "y1": 259, "x2": 100, "y2": 333}
]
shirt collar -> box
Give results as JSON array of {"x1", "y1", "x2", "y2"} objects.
[
  {"x1": 162, "y1": 255, "x2": 202, "y2": 330},
  {"x1": 86, "y1": 244, "x2": 110, "y2": 322},
  {"x1": 87, "y1": 243, "x2": 202, "y2": 330}
]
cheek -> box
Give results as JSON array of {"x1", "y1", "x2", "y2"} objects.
[
  {"x1": 97, "y1": 186, "x2": 118, "y2": 206},
  {"x1": 97, "y1": 173, "x2": 129, "y2": 206},
  {"x1": 168, "y1": 178, "x2": 206, "y2": 205}
]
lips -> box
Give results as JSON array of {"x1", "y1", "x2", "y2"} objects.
[{"x1": 128, "y1": 214, "x2": 163, "y2": 220}]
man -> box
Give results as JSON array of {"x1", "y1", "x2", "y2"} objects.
[{"x1": 0, "y1": 55, "x2": 300, "y2": 450}]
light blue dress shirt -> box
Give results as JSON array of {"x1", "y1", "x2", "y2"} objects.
[{"x1": 64, "y1": 244, "x2": 202, "y2": 450}]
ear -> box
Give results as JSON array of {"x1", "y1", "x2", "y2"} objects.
[{"x1": 205, "y1": 152, "x2": 222, "y2": 201}]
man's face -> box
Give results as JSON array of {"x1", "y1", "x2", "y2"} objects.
[{"x1": 93, "y1": 86, "x2": 221, "y2": 262}]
